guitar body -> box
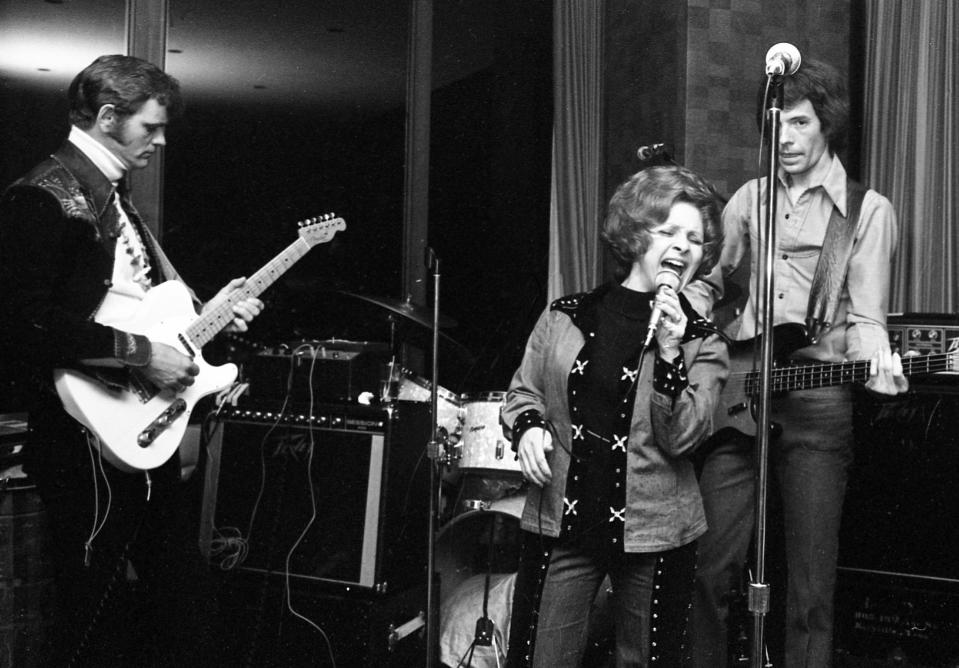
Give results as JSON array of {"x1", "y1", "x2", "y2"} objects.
[
  {"x1": 711, "y1": 322, "x2": 955, "y2": 442},
  {"x1": 51, "y1": 215, "x2": 344, "y2": 471},
  {"x1": 55, "y1": 281, "x2": 238, "y2": 472},
  {"x1": 711, "y1": 323, "x2": 810, "y2": 439}
]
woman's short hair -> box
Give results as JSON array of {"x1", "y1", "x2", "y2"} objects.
[
  {"x1": 68, "y1": 54, "x2": 183, "y2": 129},
  {"x1": 602, "y1": 165, "x2": 724, "y2": 280}
]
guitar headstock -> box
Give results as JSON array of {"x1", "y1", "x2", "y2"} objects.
[{"x1": 298, "y1": 213, "x2": 346, "y2": 247}]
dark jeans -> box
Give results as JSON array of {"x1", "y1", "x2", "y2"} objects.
[
  {"x1": 508, "y1": 534, "x2": 697, "y2": 668},
  {"x1": 688, "y1": 386, "x2": 854, "y2": 668}
]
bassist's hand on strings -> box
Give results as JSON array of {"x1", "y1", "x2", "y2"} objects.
[
  {"x1": 865, "y1": 348, "x2": 909, "y2": 396},
  {"x1": 203, "y1": 277, "x2": 265, "y2": 333},
  {"x1": 141, "y1": 342, "x2": 199, "y2": 394}
]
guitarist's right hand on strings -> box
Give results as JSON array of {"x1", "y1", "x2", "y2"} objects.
[
  {"x1": 865, "y1": 348, "x2": 909, "y2": 396},
  {"x1": 140, "y1": 342, "x2": 200, "y2": 393},
  {"x1": 518, "y1": 426, "x2": 553, "y2": 487}
]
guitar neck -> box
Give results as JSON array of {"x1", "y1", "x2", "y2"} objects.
[
  {"x1": 742, "y1": 351, "x2": 955, "y2": 394},
  {"x1": 185, "y1": 237, "x2": 312, "y2": 347}
]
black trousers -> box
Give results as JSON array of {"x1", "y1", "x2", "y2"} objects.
[{"x1": 23, "y1": 411, "x2": 221, "y2": 667}]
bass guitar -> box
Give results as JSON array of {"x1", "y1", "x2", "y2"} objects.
[
  {"x1": 714, "y1": 323, "x2": 957, "y2": 439},
  {"x1": 54, "y1": 214, "x2": 345, "y2": 471}
]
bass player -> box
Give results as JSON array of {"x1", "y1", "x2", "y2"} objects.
[{"x1": 683, "y1": 58, "x2": 909, "y2": 667}]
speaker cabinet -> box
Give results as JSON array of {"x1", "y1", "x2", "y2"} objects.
[
  {"x1": 834, "y1": 391, "x2": 959, "y2": 666},
  {"x1": 200, "y1": 401, "x2": 432, "y2": 593}
]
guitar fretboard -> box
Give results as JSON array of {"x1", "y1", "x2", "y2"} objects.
[
  {"x1": 185, "y1": 237, "x2": 313, "y2": 347},
  {"x1": 741, "y1": 352, "x2": 955, "y2": 395}
]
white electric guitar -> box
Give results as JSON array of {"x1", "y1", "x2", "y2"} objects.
[{"x1": 54, "y1": 214, "x2": 345, "y2": 472}]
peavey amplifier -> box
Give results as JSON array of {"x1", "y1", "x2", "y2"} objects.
[{"x1": 199, "y1": 401, "x2": 432, "y2": 593}]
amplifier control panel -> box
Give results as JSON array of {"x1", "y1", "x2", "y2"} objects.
[
  {"x1": 888, "y1": 313, "x2": 959, "y2": 356},
  {"x1": 887, "y1": 313, "x2": 959, "y2": 390}
]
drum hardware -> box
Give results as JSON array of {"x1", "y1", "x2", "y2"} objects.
[
  {"x1": 462, "y1": 499, "x2": 491, "y2": 512},
  {"x1": 388, "y1": 611, "x2": 427, "y2": 652},
  {"x1": 451, "y1": 504, "x2": 501, "y2": 666},
  {"x1": 436, "y1": 496, "x2": 523, "y2": 667}
]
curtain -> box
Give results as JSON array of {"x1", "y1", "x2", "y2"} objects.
[
  {"x1": 863, "y1": 0, "x2": 958, "y2": 313},
  {"x1": 547, "y1": 0, "x2": 605, "y2": 302}
]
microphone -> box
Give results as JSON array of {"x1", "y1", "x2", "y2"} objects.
[
  {"x1": 764, "y1": 42, "x2": 801, "y2": 76},
  {"x1": 643, "y1": 270, "x2": 682, "y2": 348},
  {"x1": 636, "y1": 143, "x2": 666, "y2": 161}
]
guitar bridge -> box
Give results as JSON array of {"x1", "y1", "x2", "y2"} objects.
[
  {"x1": 138, "y1": 399, "x2": 187, "y2": 447},
  {"x1": 727, "y1": 401, "x2": 749, "y2": 417}
]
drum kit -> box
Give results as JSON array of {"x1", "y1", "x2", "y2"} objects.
[{"x1": 271, "y1": 288, "x2": 526, "y2": 667}]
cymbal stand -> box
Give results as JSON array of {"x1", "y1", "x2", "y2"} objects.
[
  {"x1": 456, "y1": 512, "x2": 500, "y2": 668},
  {"x1": 749, "y1": 74, "x2": 784, "y2": 668},
  {"x1": 425, "y1": 247, "x2": 452, "y2": 668}
]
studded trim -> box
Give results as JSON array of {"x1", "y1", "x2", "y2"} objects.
[
  {"x1": 647, "y1": 541, "x2": 698, "y2": 664},
  {"x1": 653, "y1": 353, "x2": 689, "y2": 397},
  {"x1": 510, "y1": 408, "x2": 547, "y2": 453}
]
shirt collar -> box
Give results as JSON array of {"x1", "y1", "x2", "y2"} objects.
[
  {"x1": 777, "y1": 153, "x2": 849, "y2": 216},
  {"x1": 68, "y1": 125, "x2": 127, "y2": 185}
]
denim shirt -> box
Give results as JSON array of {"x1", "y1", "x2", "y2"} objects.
[
  {"x1": 501, "y1": 287, "x2": 729, "y2": 553},
  {"x1": 687, "y1": 155, "x2": 898, "y2": 362}
]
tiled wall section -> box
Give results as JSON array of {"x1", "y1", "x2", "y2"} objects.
[
  {"x1": 605, "y1": 0, "x2": 852, "y2": 201},
  {"x1": 685, "y1": 0, "x2": 852, "y2": 197}
]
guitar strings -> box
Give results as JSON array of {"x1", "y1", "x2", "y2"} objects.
[{"x1": 723, "y1": 351, "x2": 955, "y2": 394}]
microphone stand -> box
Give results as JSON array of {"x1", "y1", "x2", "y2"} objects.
[
  {"x1": 424, "y1": 248, "x2": 447, "y2": 668},
  {"x1": 750, "y1": 75, "x2": 784, "y2": 668}
]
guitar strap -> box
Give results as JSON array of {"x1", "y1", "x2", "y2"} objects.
[{"x1": 804, "y1": 179, "x2": 868, "y2": 344}]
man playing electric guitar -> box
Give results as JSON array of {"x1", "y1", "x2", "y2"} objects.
[
  {"x1": 0, "y1": 56, "x2": 264, "y2": 665},
  {"x1": 683, "y1": 59, "x2": 909, "y2": 668}
]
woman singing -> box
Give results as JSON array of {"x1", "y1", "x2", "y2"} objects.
[{"x1": 502, "y1": 165, "x2": 729, "y2": 667}]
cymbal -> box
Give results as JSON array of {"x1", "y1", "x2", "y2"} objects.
[{"x1": 337, "y1": 291, "x2": 457, "y2": 329}]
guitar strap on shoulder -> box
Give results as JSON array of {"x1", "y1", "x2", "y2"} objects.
[{"x1": 804, "y1": 179, "x2": 868, "y2": 344}]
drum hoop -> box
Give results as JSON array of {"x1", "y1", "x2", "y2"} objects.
[
  {"x1": 399, "y1": 367, "x2": 461, "y2": 405},
  {"x1": 438, "y1": 494, "x2": 524, "y2": 534},
  {"x1": 461, "y1": 391, "x2": 507, "y2": 404}
]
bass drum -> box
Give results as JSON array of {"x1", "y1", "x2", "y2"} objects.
[{"x1": 437, "y1": 495, "x2": 524, "y2": 668}]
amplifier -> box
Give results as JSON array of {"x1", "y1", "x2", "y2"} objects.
[
  {"x1": 241, "y1": 341, "x2": 389, "y2": 404},
  {"x1": 887, "y1": 312, "x2": 959, "y2": 393},
  {"x1": 199, "y1": 401, "x2": 432, "y2": 593}
]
